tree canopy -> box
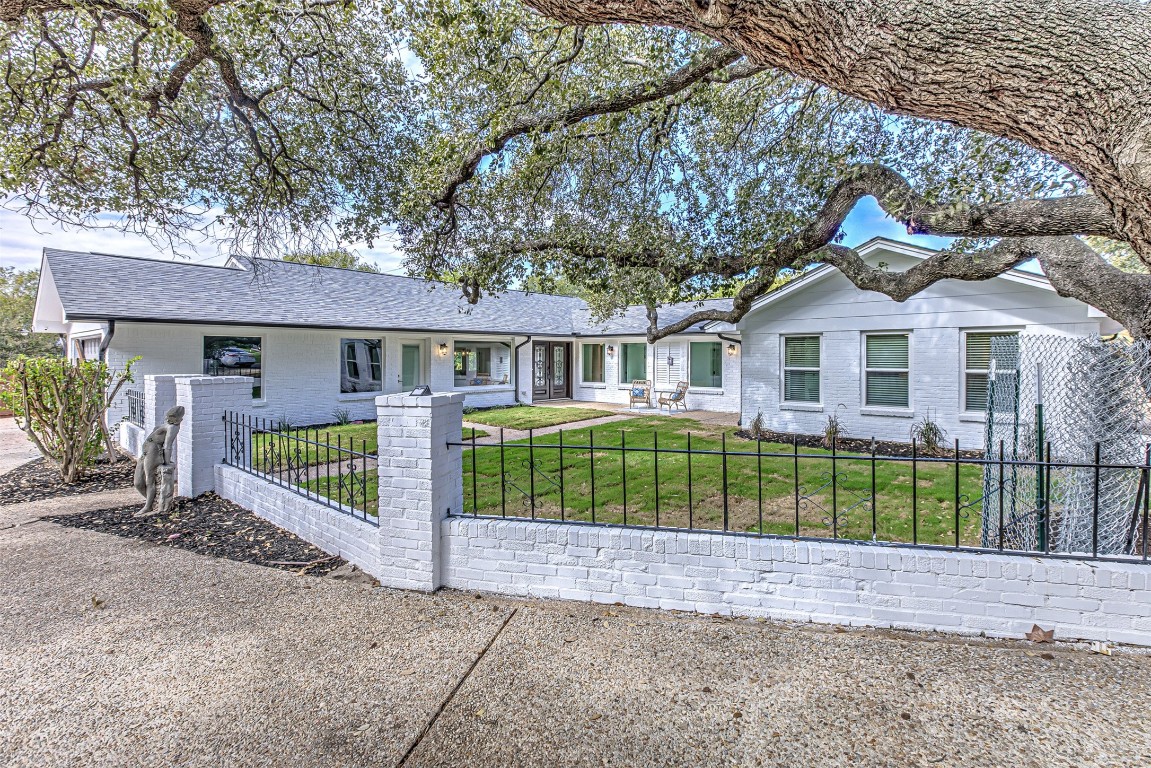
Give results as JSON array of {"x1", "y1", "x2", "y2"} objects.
[
  {"x1": 0, "y1": 268, "x2": 60, "y2": 363},
  {"x1": 2, "y1": 0, "x2": 1149, "y2": 337},
  {"x1": 282, "y1": 249, "x2": 381, "y2": 273}
]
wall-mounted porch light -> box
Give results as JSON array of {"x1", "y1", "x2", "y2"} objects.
[
  {"x1": 607, "y1": 345, "x2": 615, "y2": 358},
  {"x1": 727, "y1": 343, "x2": 737, "y2": 356},
  {"x1": 438, "y1": 342, "x2": 449, "y2": 356}
]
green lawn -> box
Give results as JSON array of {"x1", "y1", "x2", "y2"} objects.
[
  {"x1": 459, "y1": 416, "x2": 985, "y2": 547},
  {"x1": 253, "y1": 422, "x2": 486, "y2": 470},
  {"x1": 462, "y1": 405, "x2": 610, "y2": 431},
  {"x1": 300, "y1": 471, "x2": 378, "y2": 517}
]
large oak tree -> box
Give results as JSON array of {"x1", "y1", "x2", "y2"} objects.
[{"x1": 1, "y1": 0, "x2": 1148, "y2": 337}]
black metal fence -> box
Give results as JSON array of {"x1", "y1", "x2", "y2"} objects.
[
  {"x1": 449, "y1": 427, "x2": 1151, "y2": 563},
  {"x1": 125, "y1": 389, "x2": 145, "y2": 426},
  {"x1": 223, "y1": 412, "x2": 377, "y2": 523}
]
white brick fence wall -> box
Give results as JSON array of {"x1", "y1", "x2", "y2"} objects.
[{"x1": 169, "y1": 379, "x2": 1151, "y2": 647}]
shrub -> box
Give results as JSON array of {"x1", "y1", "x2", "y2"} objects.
[
  {"x1": 910, "y1": 411, "x2": 949, "y2": 455},
  {"x1": 0, "y1": 355, "x2": 136, "y2": 482},
  {"x1": 331, "y1": 408, "x2": 351, "y2": 426},
  {"x1": 822, "y1": 405, "x2": 848, "y2": 449},
  {"x1": 747, "y1": 410, "x2": 770, "y2": 440}
]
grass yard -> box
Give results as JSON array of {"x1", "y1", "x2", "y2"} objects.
[
  {"x1": 300, "y1": 471, "x2": 379, "y2": 517},
  {"x1": 252, "y1": 422, "x2": 486, "y2": 469},
  {"x1": 462, "y1": 405, "x2": 611, "y2": 431},
  {"x1": 460, "y1": 416, "x2": 986, "y2": 547}
]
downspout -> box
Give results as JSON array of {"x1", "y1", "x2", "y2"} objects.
[
  {"x1": 717, "y1": 332, "x2": 740, "y2": 348},
  {"x1": 95, "y1": 319, "x2": 118, "y2": 463},
  {"x1": 97, "y1": 319, "x2": 116, "y2": 362},
  {"x1": 513, "y1": 336, "x2": 532, "y2": 404}
]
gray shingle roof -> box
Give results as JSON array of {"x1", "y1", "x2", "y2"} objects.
[{"x1": 44, "y1": 249, "x2": 734, "y2": 337}]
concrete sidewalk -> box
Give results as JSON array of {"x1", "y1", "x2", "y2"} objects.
[
  {"x1": 2, "y1": 500, "x2": 1150, "y2": 768},
  {"x1": 0, "y1": 416, "x2": 42, "y2": 475}
]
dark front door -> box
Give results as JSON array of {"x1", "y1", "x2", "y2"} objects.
[{"x1": 532, "y1": 342, "x2": 570, "y2": 400}]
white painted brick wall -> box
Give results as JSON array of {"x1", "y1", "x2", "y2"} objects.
[
  {"x1": 374, "y1": 392, "x2": 465, "y2": 591},
  {"x1": 443, "y1": 518, "x2": 1151, "y2": 646},
  {"x1": 738, "y1": 254, "x2": 1114, "y2": 448},
  {"x1": 174, "y1": 375, "x2": 252, "y2": 497},
  {"x1": 118, "y1": 421, "x2": 146, "y2": 458},
  {"x1": 215, "y1": 464, "x2": 382, "y2": 576}
]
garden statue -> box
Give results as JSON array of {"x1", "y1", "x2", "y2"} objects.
[{"x1": 134, "y1": 405, "x2": 185, "y2": 516}]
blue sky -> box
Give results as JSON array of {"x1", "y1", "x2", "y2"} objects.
[{"x1": 0, "y1": 197, "x2": 954, "y2": 275}]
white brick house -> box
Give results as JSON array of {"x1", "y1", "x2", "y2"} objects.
[
  {"x1": 32, "y1": 238, "x2": 1121, "y2": 445},
  {"x1": 729, "y1": 238, "x2": 1122, "y2": 445},
  {"x1": 31, "y1": 249, "x2": 740, "y2": 426}
]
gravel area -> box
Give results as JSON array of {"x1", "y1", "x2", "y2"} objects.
[
  {"x1": 0, "y1": 456, "x2": 135, "y2": 506},
  {"x1": 44, "y1": 493, "x2": 348, "y2": 576},
  {"x1": 3, "y1": 506, "x2": 1151, "y2": 767}
]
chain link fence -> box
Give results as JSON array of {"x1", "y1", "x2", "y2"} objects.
[{"x1": 983, "y1": 335, "x2": 1151, "y2": 555}]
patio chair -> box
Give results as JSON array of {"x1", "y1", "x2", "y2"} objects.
[
  {"x1": 629, "y1": 379, "x2": 652, "y2": 408},
  {"x1": 658, "y1": 380, "x2": 689, "y2": 413}
]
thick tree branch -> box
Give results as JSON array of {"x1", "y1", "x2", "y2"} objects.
[
  {"x1": 432, "y1": 43, "x2": 764, "y2": 211},
  {"x1": 511, "y1": 163, "x2": 1130, "y2": 341},
  {"x1": 520, "y1": 0, "x2": 1151, "y2": 261}
]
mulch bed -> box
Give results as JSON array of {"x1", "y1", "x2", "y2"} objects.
[
  {"x1": 43, "y1": 493, "x2": 347, "y2": 576},
  {"x1": 0, "y1": 456, "x2": 135, "y2": 506},
  {"x1": 733, "y1": 429, "x2": 984, "y2": 459}
]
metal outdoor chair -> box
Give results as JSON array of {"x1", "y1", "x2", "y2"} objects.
[
  {"x1": 658, "y1": 380, "x2": 689, "y2": 413},
  {"x1": 629, "y1": 379, "x2": 652, "y2": 408}
]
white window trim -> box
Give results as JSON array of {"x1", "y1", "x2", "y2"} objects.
[
  {"x1": 960, "y1": 328, "x2": 1021, "y2": 413},
  {"x1": 579, "y1": 341, "x2": 606, "y2": 385},
  {"x1": 861, "y1": 332, "x2": 912, "y2": 412},
  {"x1": 781, "y1": 334, "x2": 822, "y2": 406}
]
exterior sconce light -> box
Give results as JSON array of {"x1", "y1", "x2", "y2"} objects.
[
  {"x1": 607, "y1": 345, "x2": 615, "y2": 358},
  {"x1": 727, "y1": 343, "x2": 737, "y2": 356},
  {"x1": 438, "y1": 343, "x2": 448, "y2": 356}
]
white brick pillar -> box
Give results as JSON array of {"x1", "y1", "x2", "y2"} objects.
[
  {"x1": 375, "y1": 392, "x2": 465, "y2": 591},
  {"x1": 174, "y1": 375, "x2": 253, "y2": 498},
  {"x1": 143, "y1": 374, "x2": 178, "y2": 435}
]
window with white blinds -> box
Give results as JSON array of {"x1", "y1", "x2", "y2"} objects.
[
  {"x1": 783, "y1": 336, "x2": 820, "y2": 403},
  {"x1": 864, "y1": 334, "x2": 910, "y2": 408},
  {"x1": 653, "y1": 342, "x2": 685, "y2": 387},
  {"x1": 964, "y1": 331, "x2": 1019, "y2": 412}
]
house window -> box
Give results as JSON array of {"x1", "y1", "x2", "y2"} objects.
[
  {"x1": 581, "y1": 343, "x2": 605, "y2": 383},
  {"x1": 783, "y1": 336, "x2": 820, "y2": 403},
  {"x1": 619, "y1": 343, "x2": 647, "y2": 383},
  {"x1": 964, "y1": 331, "x2": 1019, "y2": 412},
  {"x1": 203, "y1": 336, "x2": 262, "y2": 398},
  {"x1": 453, "y1": 341, "x2": 510, "y2": 387},
  {"x1": 454, "y1": 348, "x2": 470, "y2": 377},
  {"x1": 689, "y1": 342, "x2": 723, "y2": 388},
  {"x1": 864, "y1": 334, "x2": 910, "y2": 408},
  {"x1": 340, "y1": 338, "x2": 382, "y2": 393},
  {"x1": 77, "y1": 337, "x2": 100, "y2": 361}
]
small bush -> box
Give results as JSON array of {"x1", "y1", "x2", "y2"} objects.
[
  {"x1": 331, "y1": 408, "x2": 351, "y2": 426},
  {"x1": 0, "y1": 355, "x2": 136, "y2": 482},
  {"x1": 910, "y1": 411, "x2": 949, "y2": 455},
  {"x1": 748, "y1": 410, "x2": 770, "y2": 440},
  {"x1": 822, "y1": 405, "x2": 848, "y2": 449}
]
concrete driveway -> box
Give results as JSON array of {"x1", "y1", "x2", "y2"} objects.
[{"x1": 3, "y1": 497, "x2": 1151, "y2": 768}]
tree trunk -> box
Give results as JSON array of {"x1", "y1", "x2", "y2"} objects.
[{"x1": 521, "y1": 0, "x2": 1151, "y2": 260}]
